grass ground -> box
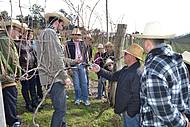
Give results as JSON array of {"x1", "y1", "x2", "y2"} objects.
[{"x1": 16, "y1": 72, "x2": 122, "y2": 127}]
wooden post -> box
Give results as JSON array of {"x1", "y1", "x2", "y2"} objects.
[
  {"x1": 114, "y1": 24, "x2": 127, "y2": 70},
  {"x1": 109, "y1": 24, "x2": 127, "y2": 106},
  {"x1": 0, "y1": 82, "x2": 6, "y2": 127}
]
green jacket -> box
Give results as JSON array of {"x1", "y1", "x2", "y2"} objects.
[{"x1": 0, "y1": 31, "x2": 20, "y2": 85}]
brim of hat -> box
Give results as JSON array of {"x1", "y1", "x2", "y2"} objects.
[
  {"x1": 45, "y1": 12, "x2": 70, "y2": 26},
  {"x1": 123, "y1": 50, "x2": 143, "y2": 60},
  {"x1": 133, "y1": 34, "x2": 176, "y2": 39},
  {"x1": 25, "y1": 27, "x2": 32, "y2": 31},
  {"x1": 4, "y1": 22, "x2": 22, "y2": 29}
]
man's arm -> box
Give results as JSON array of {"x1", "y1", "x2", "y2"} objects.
[{"x1": 97, "y1": 68, "x2": 121, "y2": 81}]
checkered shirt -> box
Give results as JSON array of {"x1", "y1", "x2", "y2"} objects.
[{"x1": 140, "y1": 43, "x2": 190, "y2": 127}]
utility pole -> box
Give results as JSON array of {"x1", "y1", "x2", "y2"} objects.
[
  {"x1": 77, "y1": 5, "x2": 80, "y2": 27},
  {"x1": 106, "y1": 0, "x2": 109, "y2": 42}
]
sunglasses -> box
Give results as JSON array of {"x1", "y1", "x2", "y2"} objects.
[
  {"x1": 107, "y1": 64, "x2": 113, "y2": 67},
  {"x1": 73, "y1": 34, "x2": 81, "y2": 36}
]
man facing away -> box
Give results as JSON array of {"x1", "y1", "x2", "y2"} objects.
[
  {"x1": 90, "y1": 43, "x2": 144, "y2": 127},
  {"x1": 37, "y1": 11, "x2": 76, "y2": 127},
  {"x1": 134, "y1": 21, "x2": 190, "y2": 127}
]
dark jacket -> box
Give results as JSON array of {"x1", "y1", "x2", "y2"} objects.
[
  {"x1": 65, "y1": 40, "x2": 88, "y2": 65},
  {"x1": 15, "y1": 40, "x2": 37, "y2": 70},
  {"x1": 86, "y1": 45, "x2": 92, "y2": 62},
  {"x1": 98, "y1": 62, "x2": 141, "y2": 117}
]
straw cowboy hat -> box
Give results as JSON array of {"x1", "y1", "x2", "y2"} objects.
[
  {"x1": 105, "y1": 58, "x2": 114, "y2": 66},
  {"x1": 97, "y1": 43, "x2": 104, "y2": 49},
  {"x1": 4, "y1": 19, "x2": 22, "y2": 29},
  {"x1": 123, "y1": 43, "x2": 144, "y2": 60},
  {"x1": 71, "y1": 27, "x2": 82, "y2": 35},
  {"x1": 182, "y1": 51, "x2": 190, "y2": 65},
  {"x1": 133, "y1": 21, "x2": 175, "y2": 39},
  {"x1": 105, "y1": 42, "x2": 113, "y2": 47},
  {"x1": 45, "y1": 12, "x2": 70, "y2": 26}
]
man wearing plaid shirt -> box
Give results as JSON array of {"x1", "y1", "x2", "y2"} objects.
[{"x1": 134, "y1": 22, "x2": 190, "y2": 127}]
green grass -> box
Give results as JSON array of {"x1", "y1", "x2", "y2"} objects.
[{"x1": 17, "y1": 75, "x2": 122, "y2": 127}]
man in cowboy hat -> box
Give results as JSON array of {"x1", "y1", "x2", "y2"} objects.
[
  {"x1": 0, "y1": 19, "x2": 21, "y2": 126},
  {"x1": 37, "y1": 11, "x2": 76, "y2": 127},
  {"x1": 90, "y1": 43, "x2": 144, "y2": 127},
  {"x1": 134, "y1": 21, "x2": 190, "y2": 126},
  {"x1": 65, "y1": 27, "x2": 90, "y2": 106}
]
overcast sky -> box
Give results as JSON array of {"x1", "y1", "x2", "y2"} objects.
[{"x1": 0, "y1": 0, "x2": 190, "y2": 35}]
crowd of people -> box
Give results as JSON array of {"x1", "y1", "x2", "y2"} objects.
[{"x1": 0, "y1": 10, "x2": 190, "y2": 127}]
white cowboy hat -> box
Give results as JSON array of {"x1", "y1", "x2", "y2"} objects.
[
  {"x1": 45, "y1": 12, "x2": 70, "y2": 26},
  {"x1": 97, "y1": 43, "x2": 104, "y2": 49},
  {"x1": 105, "y1": 58, "x2": 114, "y2": 66},
  {"x1": 4, "y1": 19, "x2": 22, "y2": 29},
  {"x1": 123, "y1": 43, "x2": 144, "y2": 60},
  {"x1": 133, "y1": 21, "x2": 175, "y2": 39},
  {"x1": 71, "y1": 27, "x2": 82, "y2": 35},
  {"x1": 182, "y1": 51, "x2": 190, "y2": 65}
]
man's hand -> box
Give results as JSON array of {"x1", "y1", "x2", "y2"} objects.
[
  {"x1": 75, "y1": 58, "x2": 82, "y2": 64},
  {"x1": 89, "y1": 64, "x2": 100, "y2": 73},
  {"x1": 64, "y1": 78, "x2": 72, "y2": 85}
]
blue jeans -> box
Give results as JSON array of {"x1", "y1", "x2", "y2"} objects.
[
  {"x1": 50, "y1": 82, "x2": 67, "y2": 127},
  {"x1": 72, "y1": 64, "x2": 88, "y2": 102},
  {"x1": 97, "y1": 76, "x2": 106, "y2": 98},
  {"x1": 123, "y1": 112, "x2": 140, "y2": 127},
  {"x1": 3, "y1": 86, "x2": 19, "y2": 126},
  {"x1": 21, "y1": 74, "x2": 39, "y2": 107}
]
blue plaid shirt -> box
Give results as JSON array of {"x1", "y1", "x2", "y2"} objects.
[{"x1": 140, "y1": 43, "x2": 190, "y2": 127}]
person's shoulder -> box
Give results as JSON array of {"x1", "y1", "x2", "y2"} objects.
[
  {"x1": 41, "y1": 28, "x2": 56, "y2": 35},
  {"x1": 0, "y1": 33, "x2": 8, "y2": 40},
  {"x1": 66, "y1": 39, "x2": 74, "y2": 45}
]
